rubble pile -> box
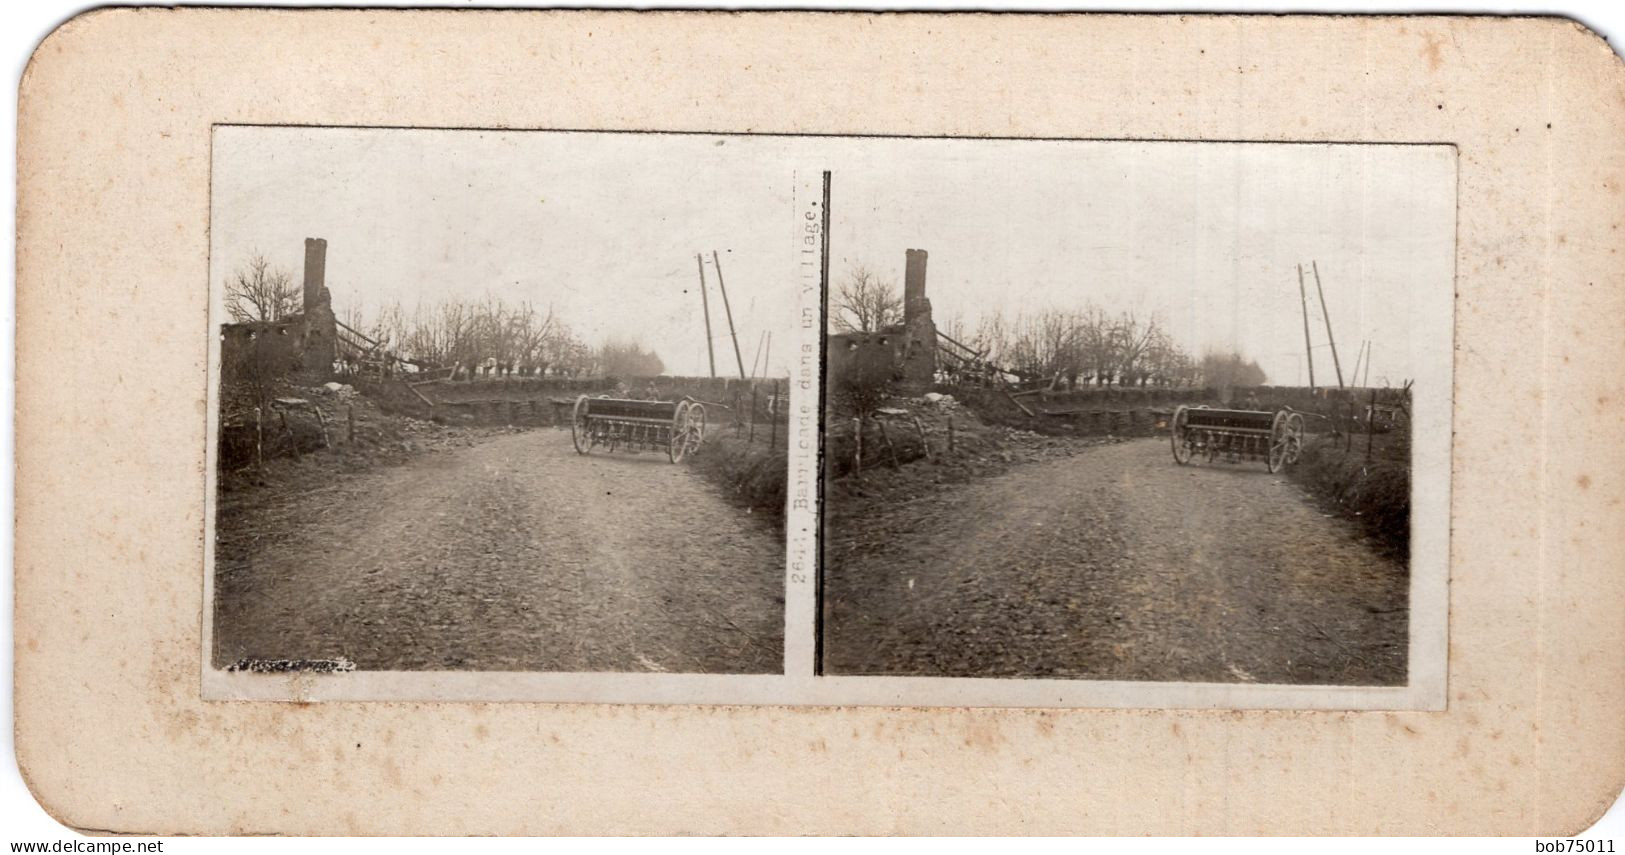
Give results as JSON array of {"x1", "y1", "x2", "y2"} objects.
[{"x1": 827, "y1": 392, "x2": 1126, "y2": 509}]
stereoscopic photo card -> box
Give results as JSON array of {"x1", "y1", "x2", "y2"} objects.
[
  {"x1": 812, "y1": 137, "x2": 1451, "y2": 712},
  {"x1": 15, "y1": 9, "x2": 1625, "y2": 835},
  {"x1": 204, "y1": 127, "x2": 810, "y2": 703}
]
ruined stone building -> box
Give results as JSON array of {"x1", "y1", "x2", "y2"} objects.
[
  {"x1": 219, "y1": 238, "x2": 338, "y2": 386},
  {"x1": 827, "y1": 248, "x2": 937, "y2": 394}
]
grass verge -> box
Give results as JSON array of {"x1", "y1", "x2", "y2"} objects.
[
  {"x1": 691, "y1": 432, "x2": 787, "y2": 528},
  {"x1": 1288, "y1": 433, "x2": 1411, "y2": 563}
]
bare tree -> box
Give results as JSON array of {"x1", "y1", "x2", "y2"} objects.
[
  {"x1": 1005, "y1": 309, "x2": 1080, "y2": 382},
  {"x1": 831, "y1": 266, "x2": 903, "y2": 334},
  {"x1": 224, "y1": 254, "x2": 300, "y2": 323},
  {"x1": 1072, "y1": 307, "x2": 1113, "y2": 386},
  {"x1": 974, "y1": 309, "x2": 1012, "y2": 365},
  {"x1": 937, "y1": 310, "x2": 970, "y2": 347},
  {"x1": 1141, "y1": 328, "x2": 1196, "y2": 387}
]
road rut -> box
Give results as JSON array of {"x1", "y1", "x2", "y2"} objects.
[
  {"x1": 215, "y1": 430, "x2": 783, "y2": 673},
  {"x1": 824, "y1": 438, "x2": 1407, "y2": 684}
]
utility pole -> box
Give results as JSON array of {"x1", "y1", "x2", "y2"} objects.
[
  {"x1": 1363, "y1": 342, "x2": 1373, "y2": 386},
  {"x1": 696, "y1": 253, "x2": 716, "y2": 378},
  {"x1": 763, "y1": 331, "x2": 772, "y2": 380},
  {"x1": 749, "y1": 330, "x2": 766, "y2": 380},
  {"x1": 1311, "y1": 261, "x2": 1345, "y2": 388},
  {"x1": 1350, "y1": 340, "x2": 1368, "y2": 388},
  {"x1": 712, "y1": 250, "x2": 748, "y2": 379},
  {"x1": 1297, "y1": 263, "x2": 1317, "y2": 390}
]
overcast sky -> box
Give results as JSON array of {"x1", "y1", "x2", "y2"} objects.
[
  {"x1": 823, "y1": 138, "x2": 1455, "y2": 387},
  {"x1": 212, "y1": 127, "x2": 807, "y2": 379},
  {"x1": 213, "y1": 129, "x2": 1453, "y2": 385}
]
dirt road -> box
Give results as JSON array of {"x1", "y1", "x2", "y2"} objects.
[
  {"x1": 823, "y1": 438, "x2": 1408, "y2": 684},
  {"x1": 214, "y1": 430, "x2": 783, "y2": 673}
]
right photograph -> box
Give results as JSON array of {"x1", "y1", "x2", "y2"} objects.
[{"x1": 819, "y1": 140, "x2": 1455, "y2": 686}]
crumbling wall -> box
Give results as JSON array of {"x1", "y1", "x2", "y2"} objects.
[
  {"x1": 825, "y1": 248, "x2": 938, "y2": 404},
  {"x1": 827, "y1": 330, "x2": 906, "y2": 387},
  {"x1": 219, "y1": 237, "x2": 337, "y2": 392},
  {"x1": 897, "y1": 248, "x2": 937, "y2": 390},
  {"x1": 220, "y1": 318, "x2": 306, "y2": 388},
  {"x1": 299, "y1": 237, "x2": 336, "y2": 378}
]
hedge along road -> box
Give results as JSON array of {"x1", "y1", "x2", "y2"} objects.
[
  {"x1": 214, "y1": 430, "x2": 784, "y2": 673},
  {"x1": 822, "y1": 437, "x2": 1409, "y2": 684}
]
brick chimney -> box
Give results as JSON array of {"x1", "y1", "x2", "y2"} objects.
[
  {"x1": 899, "y1": 248, "x2": 936, "y2": 389},
  {"x1": 903, "y1": 248, "x2": 929, "y2": 323},
  {"x1": 303, "y1": 237, "x2": 328, "y2": 311},
  {"x1": 299, "y1": 237, "x2": 336, "y2": 377}
]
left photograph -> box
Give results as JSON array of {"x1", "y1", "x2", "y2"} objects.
[{"x1": 206, "y1": 127, "x2": 792, "y2": 677}]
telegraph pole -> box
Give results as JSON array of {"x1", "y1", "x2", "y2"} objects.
[
  {"x1": 712, "y1": 250, "x2": 748, "y2": 379},
  {"x1": 1311, "y1": 260, "x2": 1345, "y2": 388},
  {"x1": 1297, "y1": 263, "x2": 1317, "y2": 390},
  {"x1": 696, "y1": 253, "x2": 717, "y2": 378},
  {"x1": 1350, "y1": 340, "x2": 1368, "y2": 388},
  {"x1": 748, "y1": 330, "x2": 766, "y2": 380}
]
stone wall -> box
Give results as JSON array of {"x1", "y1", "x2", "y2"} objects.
[
  {"x1": 219, "y1": 237, "x2": 339, "y2": 390},
  {"x1": 826, "y1": 248, "x2": 938, "y2": 399}
]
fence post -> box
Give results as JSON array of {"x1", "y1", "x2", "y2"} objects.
[
  {"x1": 769, "y1": 380, "x2": 779, "y2": 449},
  {"x1": 877, "y1": 418, "x2": 899, "y2": 469},
  {"x1": 312, "y1": 406, "x2": 330, "y2": 449},
  {"x1": 254, "y1": 406, "x2": 263, "y2": 468},
  {"x1": 911, "y1": 414, "x2": 932, "y2": 461},
  {"x1": 347, "y1": 404, "x2": 356, "y2": 444},
  {"x1": 853, "y1": 417, "x2": 863, "y2": 477},
  {"x1": 947, "y1": 414, "x2": 956, "y2": 453},
  {"x1": 1366, "y1": 389, "x2": 1376, "y2": 461}
]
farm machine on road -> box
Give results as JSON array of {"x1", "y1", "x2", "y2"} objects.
[{"x1": 1168, "y1": 405, "x2": 1307, "y2": 473}]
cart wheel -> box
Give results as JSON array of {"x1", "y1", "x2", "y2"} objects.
[
  {"x1": 570, "y1": 395, "x2": 591, "y2": 455},
  {"x1": 1283, "y1": 412, "x2": 1305, "y2": 466},
  {"x1": 685, "y1": 398, "x2": 707, "y2": 445},
  {"x1": 1268, "y1": 409, "x2": 1305, "y2": 472},
  {"x1": 669, "y1": 401, "x2": 690, "y2": 463},
  {"x1": 1170, "y1": 405, "x2": 1193, "y2": 465},
  {"x1": 687, "y1": 403, "x2": 707, "y2": 454}
]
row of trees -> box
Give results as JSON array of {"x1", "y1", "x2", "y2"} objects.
[
  {"x1": 829, "y1": 265, "x2": 1266, "y2": 389},
  {"x1": 224, "y1": 254, "x2": 663, "y2": 378},
  {"x1": 340, "y1": 297, "x2": 601, "y2": 377},
  {"x1": 944, "y1": 307, "x2": 1266, "y2": 389},
  {"x1": 342, "y1": 298, "x2": 674, "y2": 378}
]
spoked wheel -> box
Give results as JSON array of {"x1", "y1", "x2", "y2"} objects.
[
  {"x1": 1268, "y1": 409, "x2": 1306, "y2": 473},
  {"x1": 570, "y1": 395, "x2": 592, "y2": 455},
  {"x1": 1170, "y1": 405, "x2": 1193, "y2": 465},
  {"x1": 669, "y1": 401, "x2": 690, "y2": 463},
  {"x1": 687, "y1": 401, "x2": 707, "y2": 448},
  {"x1": 1283, "y1": 412, "x2": 1305, "y2": 466},
  {"x1": 668, "y1": 400, "x2": 707, "y2": 463}
]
